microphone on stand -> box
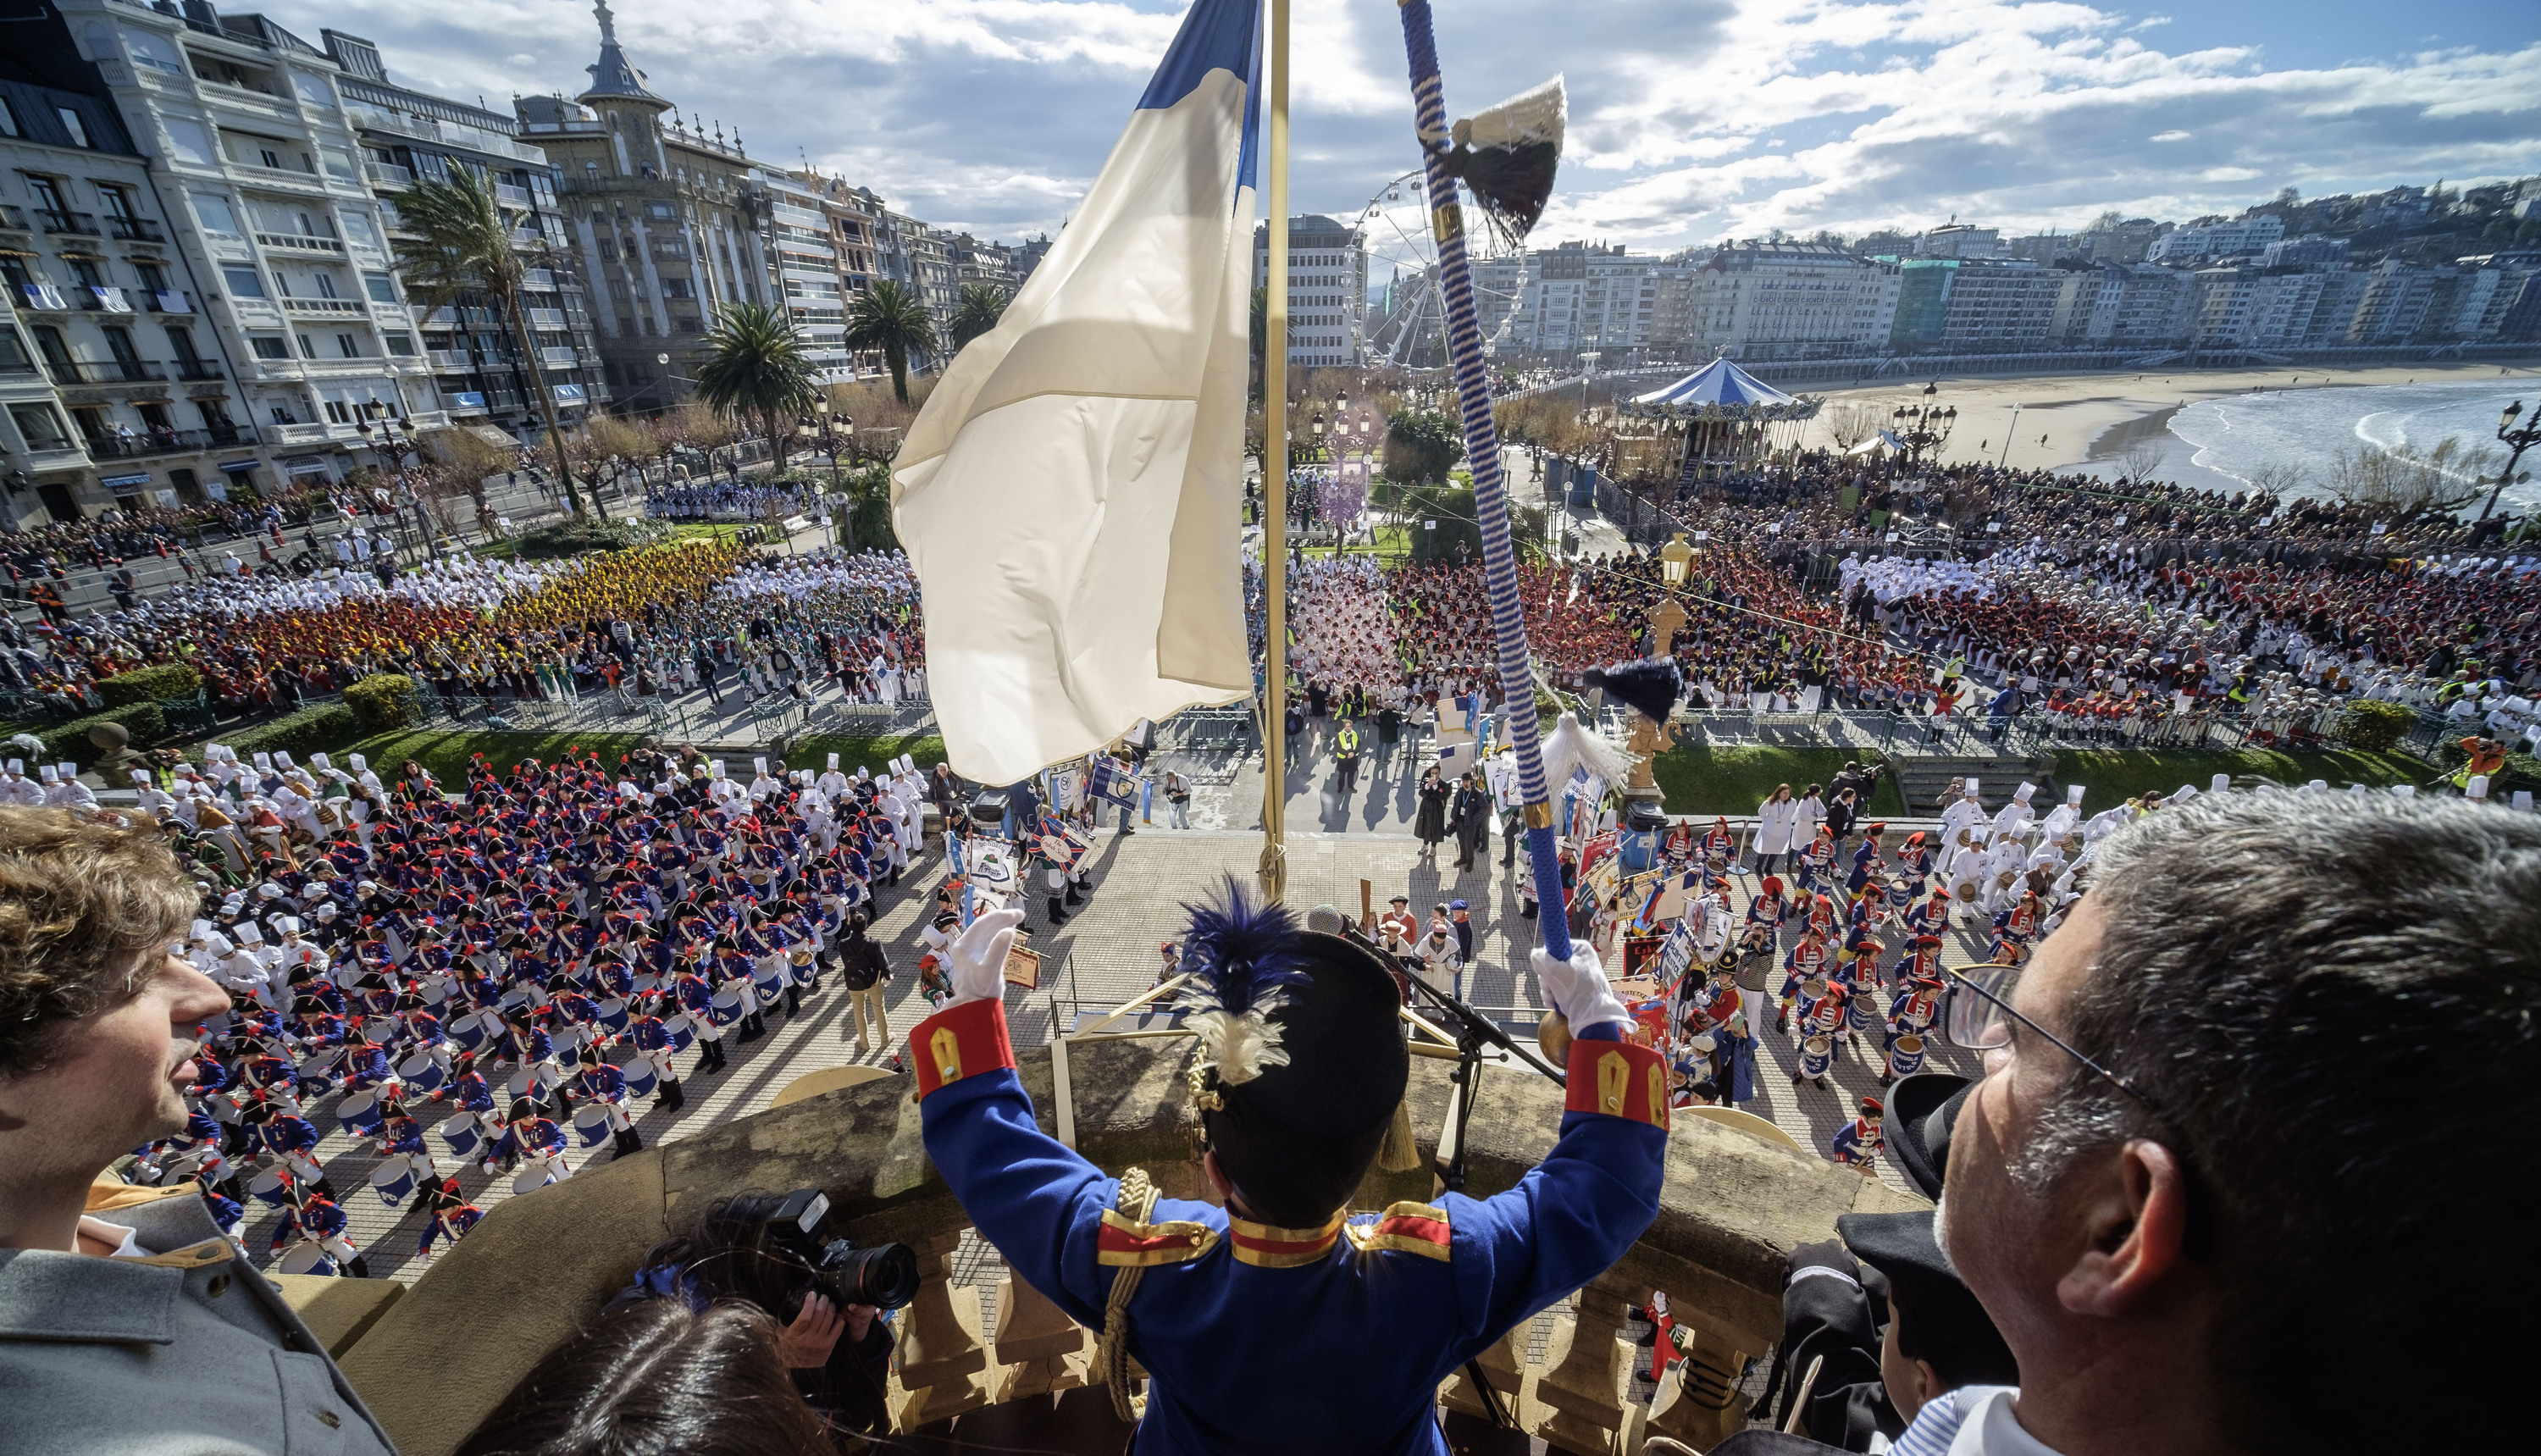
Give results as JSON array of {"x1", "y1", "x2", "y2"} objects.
[{"x1": 1308, "y1": 905, "x2": 1564, "y2": 1086}]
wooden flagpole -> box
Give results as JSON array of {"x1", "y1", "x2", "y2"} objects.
[{"x1": 1259, "y1": 0, "x2": 1290, "y2": 903}]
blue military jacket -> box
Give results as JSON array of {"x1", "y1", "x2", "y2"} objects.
[{"x1": 911, "y1": 999, "x2": 1670, "y2": 1455}]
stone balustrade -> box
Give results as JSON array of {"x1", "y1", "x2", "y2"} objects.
[{"x1": 335, "y1": 1032, "x2": 1923, "y2": 1456}]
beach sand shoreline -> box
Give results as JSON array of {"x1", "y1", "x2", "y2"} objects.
[{"x1": 1792, "y1": 359, "x2": 2541, "y2": 477}]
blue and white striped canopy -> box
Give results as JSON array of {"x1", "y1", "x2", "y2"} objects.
[{"x1": 1631, "y1": 357, "x2": 1796, "y2": 410}]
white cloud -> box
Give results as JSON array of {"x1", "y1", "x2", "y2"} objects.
[{"x1": 257, "y1": 0, "x2": 2541, "y2": 248}]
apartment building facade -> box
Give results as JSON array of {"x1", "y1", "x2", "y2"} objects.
[
  {"x1": 323, "y1": 30, "x2": 606, "y2": 436},
  {"x1": 50, "y1": 0, "x2": 445, "y2": 497},
  {"x1": 1254, "y1": 213, "x2": 1368, "y2": 370},
  {"x1": 1685, "y1": 241, "x2": 1901, "y2": 361},
  {"x1": 2, "y1": 56, "x2": 260, "y2": 524}
]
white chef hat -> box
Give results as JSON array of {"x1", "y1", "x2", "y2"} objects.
[
  {"x1": 190, "y1": 919, "x2": 213, "y2": 941},
  {"x1": 753, "y1": 756, "x2": 769, "y2": 775},
  {"x1": 2013, "y1": 782, "x2": 2034, "y2": 804},
  {"x1": 235, "y1": 922, "x2": 263, "y2": 947},
  {"x1": 38, "y1": 766, "x2": 56, "y2": 783},
  {"x1": 258, "y1": 882, "x2": 285, "y2": 899},
  {"x1": 2391, "y1": 783, "x2": 2416, "y2": 799},
  {"x1": 2516, "y1": 790, "x2": 2534, "y2": 812},
  {"x1": 277, "y1": 917, "x2": 302, "y2": 936},
  {"x1": 204, "y1": 933, "x2": 235, "y2": 957},
  {"x1": 2066, "y1": 785, "x2": 2084, "y2": 806},
  {"x1": 348, "y1": 753, "x2": 368, "y2": 772},
  {"x1": 5, "y1": 760, "x2": 19, "y2": 776},
  {"x1": 252, "y1": 752, "x2": 272, "y2": 772},
  {"x1": 2307, "y1": 779, "x2": 2328, "y2": 791},
  {"x1": 2211, "y1": 772, "x2": 2231, "y2": 794},
  {"x1": 2173, "y1": 784, "x2": 2198, "y2": 802},
  {"x1": 274, "y1": 751, "x2": 295, "y2": 769},
  {"x1": 311, "y1": 753, "x2": 332, "y2": 771},
  {"x1": 133, "y1": 769, "x2": 153, "y2": 786},
  {"x1": 711, "y1": 760, "x2": 726, "y2": 780},
  {"x1": 2466, "y1": 776, "x2": 2488, "y2": 800},
  {"x1": 828, "y1": 752, "x2": 840, "y2": 771}
]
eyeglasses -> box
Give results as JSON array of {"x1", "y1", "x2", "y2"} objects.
[{"x1": 1942, "y1": 961, "x2": 2156, "y2": 1109}]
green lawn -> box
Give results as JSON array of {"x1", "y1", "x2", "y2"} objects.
[
  {"x1": 2051, "y1": 748, "x2": 2430, "y2": 812},
  {"x1": 1652, "y1": 744, "x2": 1908, "y2": 817},
  {"x1": 334, "y1": 727, "x2": 949, "y2": 784},
  {"x1": 337, "y1": 729, "x2": 653, "y2": 783}
]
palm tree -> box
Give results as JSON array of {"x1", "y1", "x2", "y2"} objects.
[
  {"x1": 845, "y1": 279, "x2": 937, "y2": 406},
  {"x1": 390, "y1": 166, "x2": 592, "y2": 518},
  {"x1": 946, "y1": 284, "x2": 1010, "y2": 352},
  {"x1": 693, "y1": 302, "x2": 822, "y2": 472}
]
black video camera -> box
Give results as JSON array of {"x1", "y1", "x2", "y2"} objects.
[{"x1": 769, "y1": 1188, "x2": 921, "y2": 1320}]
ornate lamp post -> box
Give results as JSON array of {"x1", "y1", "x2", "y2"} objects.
[{"x1": 2477, "y1": 399, "x2": 2538, "y2": 523}]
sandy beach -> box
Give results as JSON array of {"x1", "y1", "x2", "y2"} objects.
[{"x1": 1790, "y1": 360, "x2": 2541, "y2": 474}]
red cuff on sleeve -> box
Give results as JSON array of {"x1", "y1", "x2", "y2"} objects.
[
  {"x1": 1564, "y1": 1035, "x2": 1670, "y2": 1131},
  {"x1": 910, "y1": 998, "x2": 1015, "y2": 1099}
]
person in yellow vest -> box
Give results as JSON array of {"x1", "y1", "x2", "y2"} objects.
[
  {"x1": 1333, "y1": 720, "x2": 1364, "y2": 796},
  {"x1": 2453, "y1": 735, "x2": 2506, "y2": 794}
]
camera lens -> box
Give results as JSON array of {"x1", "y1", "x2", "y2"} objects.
[{"x1": 821, "y1": 1240, "x2": 920, "y2": 1310}]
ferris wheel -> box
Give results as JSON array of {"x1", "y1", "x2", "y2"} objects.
[{"x1": 1350, "y1": 168, "x2": 1531, "y2": 371}]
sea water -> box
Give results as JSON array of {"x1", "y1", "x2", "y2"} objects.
[{"x1": 2075, "y1": 378, "x2": 2538, "y2": 513}]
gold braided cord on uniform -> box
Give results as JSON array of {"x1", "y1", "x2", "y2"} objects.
[{"x1": 1095, "y1": 1166, "x2": 1158, "y2": 1423}]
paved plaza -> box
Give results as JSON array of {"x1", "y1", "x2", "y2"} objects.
[{"x1": 276, "y1": 825, "x2": 1980, "y2": 1284}]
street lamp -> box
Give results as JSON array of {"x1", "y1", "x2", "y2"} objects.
[
  {"x1": 2477, "y1": 399, "x2": 2538, "y2": 523},
  {"x1": 1658, "y1": 531, "x2": 1694, "y2": 589}
]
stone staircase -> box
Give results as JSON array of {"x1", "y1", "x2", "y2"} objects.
[{"x1": 1880, "y1": 750, "x2": 2061, "y2": 818}]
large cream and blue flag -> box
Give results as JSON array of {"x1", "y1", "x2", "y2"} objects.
[{"x1": 893, "y1": 0, "x2": 1261, "y2": 784}]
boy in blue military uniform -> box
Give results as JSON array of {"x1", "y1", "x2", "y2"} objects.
[{"x1": 906, "y1": 883, "x2": 1669, "y2": 1455}]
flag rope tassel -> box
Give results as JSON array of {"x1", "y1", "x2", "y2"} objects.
[{"x1": 1396, "y1": 0, "x2": 1571, "y2": 966}]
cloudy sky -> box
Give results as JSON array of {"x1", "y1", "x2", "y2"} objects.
[{"x1": 269, "y1": 0, "x2": 2539, "y2": 252}]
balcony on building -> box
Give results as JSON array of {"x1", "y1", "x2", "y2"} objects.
[
  {"x1": 494, "y1": 183, "x2": 532, "y2": 208},
  {"x1": 258, "y1": 230, "x2": 346, "y2": 255},
  {"x1": 171, "y1": 357, "x2": 224, "y2": 381},
  {"x1": 522, "y1": 268, "x2": 557, "y2": 292},
  {"x1": 38, "y1": 209, "x2": 101, "y2": 236},
  {"x1": 364, "y1": 160, "x2": 415, "y2": 190},
  {"x1": 539, "y1": 345, "x2": 580, "y2": 369},
  {"x1": 426, "y1": 347, "x2": 472, "y2": 372},
  {"x1": 279, "y1": 296, "x2": 367, "y2": 317},
  {"x1": 85, "y1": 429, "x2": 219, "y2": 460},
  {"x1": 0, "y1": 203, "x2": 29, "y2": 231},
  {"x1": 47, "y1": 358, "x2": 168, "y2": 385},
  {"x1": 525, "y1": 307, "x2": 567, "y2": 330}
]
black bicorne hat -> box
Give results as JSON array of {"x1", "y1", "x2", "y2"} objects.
[{"x1": 1183, "y1": 879, "x2": 1408, "y2": 1228}]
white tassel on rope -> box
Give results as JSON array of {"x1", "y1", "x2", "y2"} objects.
[
  {"x1": 1539, "y1": 710, "x2": 1633, "y2": 793},
  {"x1": 1187, "y1": 990, "x2": 1295, "y2": 1087}
]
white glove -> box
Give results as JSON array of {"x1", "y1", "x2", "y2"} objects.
[
  {"x1": 1533, "y1": 944, "x2": 1630, "y2": 1034},
  {"x1": 946, "y1": 905, "x2": 1025, "y2": 1007}
]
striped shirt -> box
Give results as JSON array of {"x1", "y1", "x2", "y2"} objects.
[{"x1": 1891, "y1": 1386, "x2": 2064, "y2": 1456}]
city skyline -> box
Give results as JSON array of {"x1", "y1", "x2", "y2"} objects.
[{"x1": 250, "y1": 0, "x2": 2541, "y2": 249}]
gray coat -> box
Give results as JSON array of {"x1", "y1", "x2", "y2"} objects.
[{"x1": 0, "y1": 1181, "x2": 397, "y2": 1455}]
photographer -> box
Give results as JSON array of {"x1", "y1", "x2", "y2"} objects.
[{"x1": 615, "y1": 1191, "x2": 906, "y2": 1437}]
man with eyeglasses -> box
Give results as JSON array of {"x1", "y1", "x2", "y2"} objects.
[{"x1": 1901, "y1": 793, "x2": 2533, "y2": 1456}]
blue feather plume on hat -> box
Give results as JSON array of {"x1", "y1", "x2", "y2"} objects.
[{"x1": 1181, "y1": 877, "x2": 1309, "y2": 1086}]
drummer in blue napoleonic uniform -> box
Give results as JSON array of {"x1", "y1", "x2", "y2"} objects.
[{"x1": 905, "y1": 880, "x2": 1669, "y2": 1456}]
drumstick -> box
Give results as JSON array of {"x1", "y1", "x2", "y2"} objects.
[{"x1": 1783, "y1": 1354, "x2": 1826, "y2": 1434}]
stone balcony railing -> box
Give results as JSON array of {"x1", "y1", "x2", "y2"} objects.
[{"x1": 331, "y1": 1030, "x2": 1922, "y2": 1456}]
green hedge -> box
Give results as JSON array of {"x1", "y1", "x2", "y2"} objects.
[
  {"x1": 97, "y1": 663, "x2": 203, "y2": 707},
  {"x1": 2336, "y1": 699, "x2": 2418, "y2": 752},
  {"x1": 343, "y1": 673, "x2": 418, "y2": 733},
  {"x1": 41, "y1": 703, "x2": 167, "y2": 764},
  {"x1": 205, "y1": 705, "x2": 362, "y2": 766}
]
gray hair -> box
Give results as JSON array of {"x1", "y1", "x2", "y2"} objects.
[{"x1": 2026, "y1": 792, "x2": 2539, "y2": 1453}]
